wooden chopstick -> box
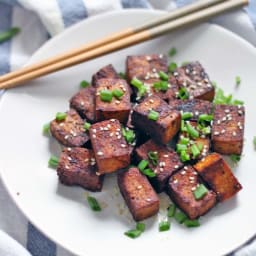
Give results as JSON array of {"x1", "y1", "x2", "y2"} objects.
[
  {"x1": 0, "y1": 0, "x2": 248, "y2": 89},
  {"x1": 0, "y1": 0, "x2": 225, "y2": 85}
]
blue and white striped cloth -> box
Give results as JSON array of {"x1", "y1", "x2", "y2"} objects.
[{"x1": 0, "y1": 1, "x2": 256, "y2": 256}]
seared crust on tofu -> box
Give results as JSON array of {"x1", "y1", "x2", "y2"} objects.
[
  {"x1": 173, "y1": 62, "x2": 215, "y2": 101},
  {"x1": 194, "y1": 153, "x2": 242, "y2": 202},
  {"x1": 169, "y1": 99, "x2": 213, "y2": 121},
  {"x1": 70, "y1": 86, "x2": 95, "y2": 122},
  {"x1": 132, "y1": 95, "x2": 181, "y2": 144},
  {"x1": 118, "y1": 167, "x2": 160, "y2": 221},
  {"x1": 89, "y1": 119, "x2": 130, "y2": 174},
  {"x1": 136, "y1": 139, "x2": 183, "y2": 192},
  {"x1": 212, "y1": 105, "x2": 245, "y2": 155},
  {"x1": 167, "y1": 166, "x2": 217, "y2": 219},
  {"x1": 57, "y1": 148, "x2": 104, "y2": 191},
  {"x1": 91, "y1": 64, "x2": 119, "y2": 86},
  {"x1": 50, "y1": 109, "x2": 89, "y2": 147},
  {"x1": 95, "y1": 78, "x2": 131, "y2": 123}
]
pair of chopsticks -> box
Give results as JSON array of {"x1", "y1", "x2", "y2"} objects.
[{"x1": 0, "y1": 0, "x2": 248, "y2": 90}]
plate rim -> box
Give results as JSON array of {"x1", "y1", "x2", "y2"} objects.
[{"x1": 1, "y1": 8, "x2": 256, "y2": 255}]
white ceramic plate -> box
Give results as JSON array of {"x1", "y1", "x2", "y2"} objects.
[{"x1": 0, "y1": 9, "x2": 255, "y2": 256}]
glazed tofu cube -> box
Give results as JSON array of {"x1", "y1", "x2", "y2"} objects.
[
  {"x1": 167, "y1": 166, "x2": 217, "y2": 219},
  {"x1": 172, "y1": 62, "x2": 215, "y2": 101},
  {"x1": 136, "y1": 139, "x2": 183, "y2": 192},
  {"x1": 131, "y1": 95, "x2": 181, "y2": 144},
  {"x1": 212, "y1": 105, "x2": 245, "y2": 155},
  {"x1": 57, "y1": 148, "x2": 104, "y2": 191},
  {"x1": 194, "y1": 153, "x2": 242, "y2": 202},
  {"x1": 50, "y1": 109, "x2": 89, "y2": 147},
  {"x1": 95, "y1": 78, "x2": 131, "y2": 123},
  {"x1": 118, "y1": 167, "x2": 160, "y2": 221},
  {"x1": 169, "y1": 99, "x2": 213, "y2": 121},
  {"x1": 91, "y1": 64, "x2": 119, "y2": 86},
  {"x1": 70, "y1": 86, "x2": 95, "y2": 122},
  {"x1": 89, "y1": 119, "x2": 130, "y2": 174}
]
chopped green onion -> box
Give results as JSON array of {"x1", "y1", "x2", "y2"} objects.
[
  {"x1": 167, "y1": 204, "x2": 176, "y2": 218},
  {"x1": 181, "y1": 61, "x2": 190, "y2": 66},
  {"x1": 180, "y1": 137, "x2": 190, "y2": 145},
  {"x1": 80, "y1": 80, "x2": 90, "y2": 88},
  {"x1": 193, "y1": 184, "x2": 208, "y2": 200},
  {"x1": 159, "y1": 71, "x2": 169, "y2": 81},
  {"x1": 235, "y1": 76, "x2": 241, "y2": 86},
  {"x1": 168, "y1": 62, "x2": 178, "y2": 72},
  {"x1": 177, "y1": 87, "x2": 189, "y2": 100},
  {"x1": 254, "y1": 136, "x2": 256, "y2": 150},
  {"x1": 124, "y1": 229, "x2": 142, "y2": 239},
  {"x1": 138, "y1": 86, "x2": 147, "y2": 97},
  {"x1": 181, "y1": 120, "x2": 187, "y2": 132},
  {"x1": 48, "y1": 155, "x2": 59, "y2": 168},
  {"x1": 186, "y1": 122, "x2": 199, "y2": 139},
  {"x1": 118, "y1": 72, "x2": 126, "y2": 79},
  {"x1": 148, "y1": 110, "x2": 159, "y2": 121},
  {"x1": 136, "y1": 222, "x2": 145, "y2": 232},
  {"x1": 87, "y1": 196, "x2": 101, "y2": 211},
  {"x1": 122, "y1": 128, "x2": 135, "y2": 144},
  {"x1": 212, "y1": 81, "x2": 217, "y2": 88},
  {"x1": 191, "y1": 144, "x2": 200, "y2": 159},
  {"x1": 233, "y1": 99, "x2": 244, "y2": 106},
  {"x1": 84, "y1": 122, "x2": 91, "y2": 131},
  {"x1": 141, "y1": 168, "x2": 156, "y2": 178},
  {"x1": 180, "y1": 150, "x2": 190, "y2": 162},
  {"x1": 0, "y1": 27, "x2": 20, "y2": 44},
  {"x1": 174, "y1": 211, "x2": 188, "y2": 224},
  {"x1": 198, "y1": 114, "x2": 213, "y2": 123},
  {"x1": 148, "y1": 151, "x2": 158, "y2": 166},
  {"x1": 201, "y1": 126, "x2": 211, "y2": 135},
  {"x1": 169, "y1": 47, "x2": 177, "y2": 57},
  {"x1": 131, "y1": 78, "x2": 144, "y2": 88},
  {"x1": 176, "y1": 144, "x2": 187, "y2": 153},
  {"x1": 153, "y1": 81, "x2": 168, "y2": 92},
  {"x1": 56, "y1": 112, "x2": 67, "y2": 121},
  {"x1": 159, "y1": 220, "x2": 171, "y2": 232},
  {"x1": 100, "y1": 89, "x2": 113, "y2": 102},
  {"x1": 138, "y1": 160, "x2": 148, "y2": 171},
  {"x1": 213, "y1": 87, "x2": 244, "y2": 106},
  {"x1": 182, "y1": 112, "x2": 193, "y2": 120},
  {"x1": 112, "y1": 89, "x2": 124, "y2": 99},
  {"x1": 43, "y1": 123, "x2": 50, "y2": 135},
  {"x1": 184, "y1": 219, "x2": 200, "y2": 228},
  {"x1": 230, "y1": 154, "x2": 241, "y2": 163}
]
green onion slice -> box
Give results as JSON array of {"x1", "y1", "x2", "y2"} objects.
[
  {"x1": 122, "y1": 128, "x2": 136, "y2": 144},
  {"x1": 169, "y1": 47, "x2": 177, "y2": 57},
  {"x1": 180, "y1": 137, "x2": 190, "y2": 145},
  {"x1": 235, "y1": 76, "x2": 241, "y2": 86},
  {"x1": 174, "y1": 211, "x2": 188, "y2": 224},
  {"x1": 153, "y1": 81, "x2": 168, "y2": 92},
  {"x1": 191, "y1": 144, "x2": 200, "y2": 159},
  {"x1": 186, "y1": 122, "x2": 199, "y2": 139},
  {"x1": 180, "y1": 150, "x2": 190, "y2": 162},
  {"x1": 87, "y1": 196, "x2": 101, "y2": 211},
  {"x1": 80, "y1": 80, "x2": 90, "y2": 88},
  {"x1": 167, "y1": 204, "x2": 176, "y2": 218},
  {"x1": 48, "y1": 155, "x2": 59, "y2": 168},
  {"x1": 100, "y1": 89, "x2": 113, "y2": 102},
  {"x1": 138, "y1": 160, "x2": 148, "y2": 171},
  {"x1": 124, "y1": 229, "x2": 142, "y2": 239},
  {"x1": 56, "y1": 112, "x2": 67, "y2": 121},
  {"x1": 84, "y1": 122, "x2": 91, "y2": 131},
  {"x1": 112, "y1": 89, "x2": 124, "y2": 99},
  {"x1": 230, "y1": 154, "x2": 241, "y2": 163},
  {"x1": 43, "y1": 123, "x2": 50, "y2": 135},
  {"x1": 159, "y1": 220, "x2": 171, "y2": 232},
  {"x1": 176, "y1": 144, "x2": 187, "y2": 153},
  {"x1": 182, "y1": 112, "x2": 193, "y2": 120},
  {"x1": 0, "y1": 27, "x2": 20, "y2": 44},
  {"x1": 193, "y1": 184, "x2": 208, "y2": 200},
  {"x1": 136, "y1": 222, "x2": 145, "y2": 232},
  {"x1": 168, "y1": 62, "x2": 178, "y2": 72},
  {"x1": 148, "y1": 151, "x2": 158, "y2": 166},
  {"x1": 184, "y1": 219, "x2": 200, "y2": 228},
  {"x1": 141, "y1": 168, "x2": 156, "y2": 178},
  {"x1": 159, "y1": 71, "x2": 169, "y2": 81},
  {"x1": 148, "y1": 110, "x2": 159, "y2": 121},
  {"x1": 177, "y1": 87, "x2": 189, "y2": 100}
]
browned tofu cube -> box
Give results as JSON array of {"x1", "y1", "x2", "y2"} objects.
[
  {"x1": 169, "y1": 99, "x2": 213, "y2": 121},
  {"x1": 136, "y1": 139, "x2": 183, "y2": 192},
  {"x1": 50, "y1": 109, "x2": 89, "y2": 147},
  {"x1": 212, "y1": 105, "x2": 245, "y2": 155},
  {"x1": 95, "y1": 78, "x2": 131, "y2": 123},
  {"x1": 172, "y1": 62, "x2": 215, "y2": 101},
  {"x1": 89, "y1": 119, "x2": 130, "y2": 174},
  {"x1": 70, "y1": 86, "x2": 95, "y2": 122},
  {"x1": 91, "y1": 64, "x2": 119, "y2": 86},
  {"x1": 194, "y1": 153, "x2": 242, "y2": 202},
  {"x1": 167, "y1": 166, "x2": 217, "y2": 219},
  {"x1": 131, "y1": 95, "x2": 181, "y2": 144},
  {"x1": 57, "y1": 147, "x2": 104, "y2": 191},
  {"x1": 118, "y1": 167, "x2": 160, "y2": 221}
]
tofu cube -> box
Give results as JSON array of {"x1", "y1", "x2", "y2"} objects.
[
  {"x1": 212, "y1": 104, "x2": 245, "y2": 155},
  {"x1": 57, "y1": 147, "x2": 104, "y2": 191},
  {"x1": 169, "y1": 99, "x2": 213, "y2": 121},
  {"x1": 167, "y1": 166, "x2": 217, "y2": 219},
  {"x1": 118, "y1": 167, "x2": 160, "y2": 221},
  {"x1": 89, "y1": 119, "x2": 130, "y2": 174},
  {"x1": 136, "y1": 139, "x2": 183, "y2": 192},
  {"x1": 50, "y1": 109, "x2": 89, "y2": 147},
  {"x1": 131, "y1": 95, "x2": 181, "y2": 144},
  {"x1": 173, "y1": 62, "x2": 215, "y2": 101},
  {"x1": 70, "y1": 86, "x2": 95, "y2": 122},
  {"x1": 95, "y1": 78, "x2": 131, "y2": 123},
  {"x1": 91, "y1": 64, "x2": 119, "y2": 86},
  {"x1": 194, "y1": 153, "x2": 242, "y2": 202}
]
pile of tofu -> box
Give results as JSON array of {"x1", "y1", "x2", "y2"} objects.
[{"x1": 49, "y1": 54, "x2": 244, "y2": 222}]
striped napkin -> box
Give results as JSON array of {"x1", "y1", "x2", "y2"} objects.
[{"x1": 0, "y1": 0, "x2": 255, "y2": 255}]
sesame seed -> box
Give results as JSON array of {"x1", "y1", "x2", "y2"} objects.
[
  {"x1": 183, "y1": 81, "x2": 187, "y2": 87},
  {"x1": 103, "y1": 127, "x2": 109, "y2": 131},
  {"x1": 184, "y1": 166, "x2": 188, "y2": 170},
  {"x1": 227, "y1": 117, "x2": 232, "y2": 121},
  {"x1": 197, "y1": 82, "x2": 202, "y2": 86},
  {"x1": 121, "y1": 144, "x2": 126, "y2": 148},
  {"x1": 207, "y1": 84, "x2": 212, "y2": 88},
  {"x1": 109, "y1": 132, "x2": 113, "y2": 137},
  {"x1": 115, "y1": 100, "x2": 120, "y2": 104},
  {"x1": 92, "y1": 134, "x2": 96, "y2": 138},
  {"x1": 217, "y1": 120, "x2": 221, "y2": 124},
  {"x1": 173, "y1": 179, "x2": 178, "y2": 184},
  {"x1": 67, "y1": 148, "x2": 72, "y2": 151},
  {"x1": 181, "y1": 170, "x2": 186, "y2": 175},
  {"x1": 201, "y1": 135, "x2": 206, "y2": 139},
  {"x1": 90, "y1": 162, "x2": 96, "y2": 166},
  {"x1": 192, "y1": 70, "x2": 197, "y2": 75},
  {"x1": 238, "y1": 105, "x2": 242, "y2": 109},
  {"x1": 117, "y1": 135, "x2": 121, "y2": 139},
  {"x1": 238, "y1": 110, "x2": 243, "y2": 115},
  {"x1": 117, "y1": 128, "x2": 121, "y2": 131},
  {"x1": 152, "y1": 68, "x2": 157, "y2": 73},
  {"x1": 189, "y1": 96, "x2": 194, "y2": 100},
  {"x1": 80, "y1": 101, "x2": 84, "y2": 106},
  {"x1": 204, "y1": 78, "x2": 209, "y2": 83},
  {"x1": 100, "y1": 127, "x2": 104, "y2": 131},
  {"x1": 96, "y1": 92, "x2": 100, "y2": 96},
  {"x1": 239, "y1": 126, "x2": 243, "y2": 130},
  {"x1": 68, "y1": 156, "x2": 72, "y2": 161},
  {"x1": 189, "y1": 176, "x2": 195, "y2": 180},
  {"x1": 174, "y1": 165, "x2": 179, "y2": 169},
  {"x1": 222, "y1": 117, "x2": 227, "y2": 121},
  {"x1": 233, "y1": 131, "x2": 237, "y2": 136},
  {"x1": 221, "y1": 129, "x2": 225, "y2": 134},
  {"x1": 191, "y1": 187, "x2": 196, "y2": 191},
  {"x1": 159, "y1": 54, "x2": 163, "y2": 58},
  {"x1": 163, "y1": 154, "x2": 169, "y2": 158},
  {"x1": 193, "y1": 171, "x2": 198, "y2": 175},
  {"x1": 110, "y1": 119, "x2": 116, "y2": 122},
  {"x1": 214, "y1": 131, "x2": 220, "y2": 135},
  {"x1": 96, "y1": 172, "x2": 100, "y2": 176},
  {"x1": 225, "y1": 109, "x2": 230, "y2": 113},
  {"x1": 185, "y1": 69, "x2": 190, "y2": 74},
  {"x1": 91, "y1": 158, "x2": 95, "y2": 162},
  {"x1": 173, "y1": 72, "x2": 178, "y2": 77},
  {"x1": 97, "y1": 151, "x2": 103, "y2": 156},
  {"x1": 137, "y1": 185, "x2": 142, "y2": 190},
  {"x1": 149, "y1": 99, "x2": 154, "y2": 104},
  {"x1": 65, "y1": 165, "x2": 70, "y2": 170},
  {"x1": 84, "y1": 159, "x2": 89, "y2": 162},
  {"x1": 159, "y1": 168, "x2": 164, "y2": 172},
  {"x1": 92, "y1": 129, "x2": 96, "y2": 133},
  {"x1": 146, "y1": 56, "x2": 151, "y2": 61},
  {"x1": 107, "y1": 124, "x2": 111, "y2": 128},
  {"x1": 115, "y1": 132, "x2": 120, "y2": 136},
  {"x1": 190, "y1": 180, "x2": 194, "y2": 184},
  {"x1": 64, "y1": 135, "x2": 69, "y2": 140},
  {"x1": 59, "y1": 123, "x2": 64, "y2": 127},
  {"x1": 146, "y1": 198, "x2": 151, "y2": 202}
]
